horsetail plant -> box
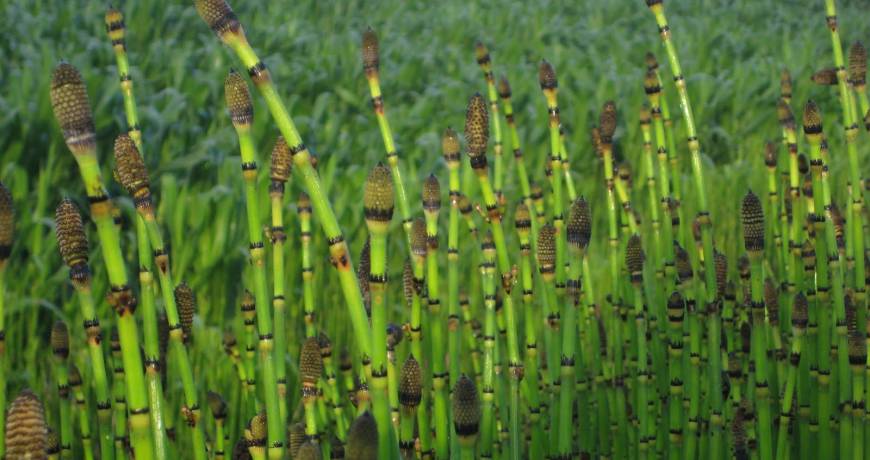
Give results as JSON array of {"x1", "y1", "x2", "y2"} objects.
[
  {"x1": 0, "y1": 182, "x2": 12, "y2": 459},
  {"x1": 398, "y1": 355, "x2": 422, "y2": 459},
  {"x1": 54, "y1": 199, "x2": 113, "y2": 460},
  {"x1": 4, "y1": 390, "x2": 48, "y2": 460},
  {"x1": 346, "y1": 411, "x2": 378, "y2": 460},
  {"x1": 195, "y1": 0, "x2": 372, "y2": 378},
  {"x1": 408, "y1": 219, "x2": 432, "y2": 457},
  {"x1": 465, "y1": 93, "x2": 522, "y2": 459},
  {"x1": 453, "y1": 374, "x2": 481, "y2": 460},
  {"x1": 474, "y1": 42, "x2": 505, "y2": 203},
  {"x1": 442, "y1": 128, "x2": 463, "y2": 401},
  {"x1": 363, "y1": 163, "x2": 396, "y2": 458},
  {"x1": 478, "y1": 232, "x2": 498, "y2": 459},
  {"x1": 269, "y1": 136, "x2": 292, "y2": 417},
  {"x1": 68, "y1": 365, "x2": 95, "y2": 460},
  {"x1": 299, "y1": 337, "x2": 324, "y2": 449},
  {"x1": 50, "y1": 320, "x2": 73, "y2": 458},
  {"x1": 421, "y1": 172, "x2": 451, "y2": 459},
  {"x1": 742, "y1": 190, "x2": 773, "y2": 460},
  {"x1": 298, "y1": 192, "x2": 317, "y2": 338},
  {"x1": 207, "y1": 391, "x2": 229, "y2": 460},
  {"x1": 102, "y1": 14, "x2": 172, "y2": 454},
  {"x1": 108, "y1": 329, "x2": 128, "y2": 458},
  {"x1": 224, "y1": 70, "x2": 285, "y2": 457},
  {"x1": 114, "y1": 133, "x2": 208, "y2": 459},
  {"x1": 49, "y1": 62, "x2": 155, "y2": 459},
  {"x1": 360, "y1": 28, "x2": 414, "y2": 249}
]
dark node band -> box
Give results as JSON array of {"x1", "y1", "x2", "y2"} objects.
[
  {"x1": 469, "y1": 154, "x2": 488, "y2": 169},
  {"x1": 327, "y1": 235, "x2": 345, "y2": 246},
  {"x1": 247, "y1": 61, "x2": 267, "y2": 79},
  {"x1": 241, "y1": 161, "x2": 257, "y2": 171}
]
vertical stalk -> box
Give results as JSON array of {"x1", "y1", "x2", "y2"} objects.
[
  {"x1": 364, "y1": 163, "x2": 397, "y2": 458},
  {"x1": 410, "y1": 220, "x2": 433, "y2": 457},
  {"x1": 268, "y1": 136, "x2": 292, "y2": 424},
  {"x1": 465, "y1": 94, "x2": 522, "y2": 459},
  {"x1": 479, "y1": 233, "x2": 497, "y2": 459},
  {"x1": 104, "y1": 11, "x2": 170, "y2": 454},
  {"x1": 298, "y1": 192, "x2": 317, "y2": 338},
  {"x1": 110, "y1": 330, "x2": 129, "y2": 460},
  {"x1": 69, "y1": 366, "x2": 96, "y2": 460},
  {"x1": 475, "y1": 43, "x2": 505, "y2": 203},
  {"x1": 0, "y1": 183, "x2": 12, "y2": 460},
  {"x1": 50, "y1": 321, "x2": 73, "y2": 458},
  {"x1": 361, "y1": 29, "x2": 414, "y2": 250},
  {"x1": 224, "y1": 72, "x2": 283, "y2": 459}
]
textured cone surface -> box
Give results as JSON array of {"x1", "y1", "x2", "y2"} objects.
[
  {"x1": 674, "y1": 242, "x2": 692, "y2": 283},
  {"x1": 567, "y1": 197, "x2": 591, "y2": 249},
  {"x1": 625, "y1": 234, "x2": 645, "y2": 275},
  {"x1": 249, "y1": 411, "x2": 267, "y2": 443},
  {"x1": 297, "y1": 440, "x2": 322, "y2": 460},
  {"x1": 55, "y1": 198, "x2": 88, "y2": 268},
  {"x1": 776, "y1": 100, "x2": 794, "y2": 127},
  {"x1": 441, "y1": 127, "x2": 460, "y2": 163},
  {"x1": 599, "y1": 101, "x2": 617, "y2": 143},
  {"x1": 764, "y1": 279, "x2": 779, "y2": 325},
  {"x1": 536, "y1": 224, "x2": 556, "y2": 272},
  {"x1": 358, "y1": 236, "x2": 371, "y2": 311},
  {"x1": 714, "y1": 251, "x2": 728, "y2": 298},
  {"x1": 361, "y1": 27, "x2": 379, "y2": 71},
  {"x1": 194, "y1": 0, "x2": 239, "y2": 36},
  {"x1": 50, "y1": 63, "x2": 95, "y2": 152},
  {"x1": 224, "y1": 70, "x2": 253, "y2": 126},
  {"x1": 402, "y1": 259, "x2": 414, "y2": 308},
  {"x1": 287, "y1": 422, "x2": 306, "y2": 458},
  {"x1": 363, "y1": 163, "x2": 394, "y2": 222},
  {"x1": 0, "y1": 182, "x2": 13, "y2": 251},
  {"x1": 68, "y1": 364, "x2": 82, "y2": 387},
  {"x1": 398, "y1": 355, "x2": 422, "y2": 408},
  {"x1": 4, "y1": 389, "x2": 48, "y2": 460},
  {"x1": 851, "y1": 41, "x2": 868, "y2": 85},
  {"x1": 474, "y1": 41, "x2": 489, "y2": 64},
  {"x1": 50, "y1": 320, "x2": 70, "y2": 359},
  {"x1": 538, "y1": 60, "x2": 557, "y2": 90},
  {"x1": 422, "y1": 174, "x2": 441, "y2": 212},
  {"x1": 411, "y1": 218, "x2": 427, "y2": 257},
  {"x1": 270, "y1": 136, "x2": 292, "y2": 182},
  {"x1": 741, "y1": 191, "x2": 765, "y2": 252},
  {"x1": 346, "y1": 411, "x2": 378, "y2": 460},
  {"x1": 498, "y1": 76, "x2": 511, "y2": 99},
  {"x1": 811, "y1": 68, "x2": 839, "y2": 86},
  {"x1": 464, "y1": 93, "x2": 489, "y2": 158},
  {"x1": 113, "y1": 134, "x2": 150, "y2": 195},
  {"x1": 46, "y1": 427, "x2": 59, "y2": 456},
  {"x1": 175, "y1": 282, "x2": 197, "y2": 342},
  {"x1": 299, "y1": 336, "x2": 323, "y2": 387},
  {"x1": 207, "y1": 391, "x2": 228, "y2": 419},
  {"x1": 802, "y1": 101, "x2": 822, "y2": 134},
  {"x1": 792, "y1": 292, "x2": 808, "y2": 329},
  {"x1": 452, "y1": 374, "x2": 480, "y2": 437}
]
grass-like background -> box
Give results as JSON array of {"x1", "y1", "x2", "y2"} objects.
[{"x1": 1, "y1": 0, "x2": 868, "y2": 443}]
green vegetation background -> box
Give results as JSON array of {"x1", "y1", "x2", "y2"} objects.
[{"x1": 0, "y1": 0, "x2": 868, "y2": 441}]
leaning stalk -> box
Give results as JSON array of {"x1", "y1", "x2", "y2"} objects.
[
  {"x1": 364, "y1": 163, "x2": 397, "y2": 458},
  {"x1": 195, "y1": 1, "x2": 372, "y2": 371},
  {"x1": 361, "y1": 29, "x2": 414, "y2": 249},
  {"x1": 223, "y1": 72, "x2": 287, "y2": 458},
  {"x1": 113, "y1": 134, "x2": 207, "y2": 460},
  {"x1": 104, "y1": 11, "x2": 170, "y2": 455},
  {"x1": 465, "y1": 94, "x2": 522, "y2": 459},
  {"x1": 50, "y1": 62, "x2": 154, "y2": 459},
  {"x1": 54, "y1": 198, "x2": 113, "y2": 460}
]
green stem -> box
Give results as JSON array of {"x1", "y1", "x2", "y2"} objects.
[
  {"x1": 369, "y1": 230, "x2": 393, "y2": 459},
  {"x1": 231, "y1": 125, "x2": 283, "y2": 459},
  {"x1": 269, "y1": 184, "x2": 288, "y2": 424}
]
